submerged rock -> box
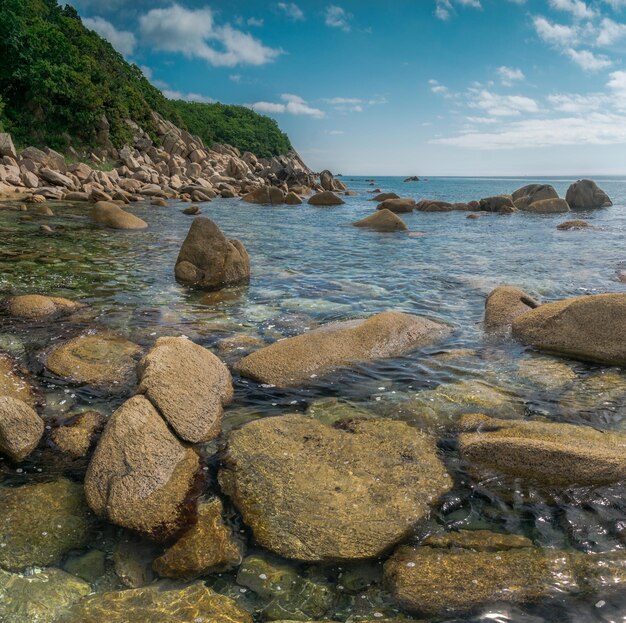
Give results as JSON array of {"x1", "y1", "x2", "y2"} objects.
[
  {"x1": 557, "y1": 219, "x2": 589, "y2": 230},
  {"x1": 153, "y1": 498, "x2": 241, "y2": 580},
  {"x1": 308, "y1": 191, "x2": 345, "y2": 206},
  {"x1": 484, "y1": 286, "x2": 539, "y2": 333},
  {"x1": 512, "y1": 293, "x2": 626, "y2": 366},
  {"x1": 0, "y1": 396, "x2": 44, "y2": 461},
  {"x1": 175, "y1": 217, "x2": 250, "y2": 290},
  {"x1": 458, "y1": 413, "x2": 626, "y2": 487},
  {"x1": 45, "y1": 333, "x2": 141, "y2": 386},
  {"x1": 305, "y1": 397, "x2": 376, "y2": 425},
  {"x1": 234, "y1": 311, "x2": 451, "y2": 387},
  {"x1": 353, "y1": 209, "x2": 408, "y2": 232},
  {"x1": 57, "y1": 583, "x2": 253, "y2": 623},
  {"x1": 85, "y1": 396, "x2": 200, "y2": 539},
  {"x1": 0, "y1": 353, "x2": 38, "y2": 408},
  {"x1": 376, "y1": 198, "x2": 415, "y2": 213},
  {"x1": 566, "y1": 179, "x2": 612, "y2": 209},
  {"x1": 0, "y1": 479, "x2": 93, "y2": 571},
  {"x1": 51, "y1": 410, "x2": 104, "y2": 458},
  {"x1": 384, "y1": 532, "x2": 626, "y2": 617},
  {"x1": 219, "y1": 415, "x2": 451, "y2": 562},
  {"x1": 0, "y1": 567, "x2": 91, "y2": 623},
  {"x1": 3, "y1": 294, "x2": 84, "y2": 319},
  {"x1": 137, "y1": 336, "x2": 233, "y2": 443},
  {"x1": 91, "y1": 201, "x2": 148, "y2": 230},
  {"x1": 516, "y1": 357, "x2": 577, "y2": 390}
]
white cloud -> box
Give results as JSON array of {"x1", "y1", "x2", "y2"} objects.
[
  {"x1": 139, "y1": 65, "x2": 153, "y2": 79},
  {"x1": 277, "y1": 2, "x2": 304, "y2": 20},
  {"x1": 549, "y1": 0, "x2": 596, "y2": 19},
  {"x1": 532, "y1": 16, "x2": 577, "y2": 46},
  {"x1": 164, "y1": 90, "x2": 214, "y2": 103},
  {"x1": 429, "y1": 79, "x2": 452, "y2": 96},
  {"x1": 468, "y1": 89, "x2": 539, "y2": 116},
  {"x1": 497, "y1": 66, "x2": 525, "y2": 86},
  {"x1": 327, "y1": 130, "x2": 345, "y2": 135},
  {"x1": 251, "y1": 94, "x2": 325, "y2": 118},
  {"x1": 139, "y1": 4, "x2": 282, "y2": 67},
  {"x1": 597, "y1": 17, "x2": 626, "y2": 45},
  {"x1": 548, "y1": 92, "x2": 610, "y2": 112},
  {"x1": 325, "y1": 5, "x2": 351, "y2": 31},
  {"x1": 607, "y1": 69, "x2": 626, "y2": 100},
  {"x1": 565, "y1": 47, "x2": 613, "y2": 70},
  {"x1": 247, "y1": 17, "x2": 264, "y2": 27},
  {"x1": 83, "y1": 16, "x2": 136, "y2": 56},
  {"x1": 435, "y1": 0, "x2": 482, "y2": 20}
]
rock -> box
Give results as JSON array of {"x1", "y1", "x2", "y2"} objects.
[
  {"x1": 284, "y1": 191, "x2": 302, "y2": 205},
  {"x1": 522, "y1": 198, "x2": 570, "y2": 213},
  {"x1": 25, "y1": 194, "x2": 45, "y2": 203},
  {"x1": 484, "y1": 286, "x2": 539, "y2": 333},
  {"x1": 216, "y1": 334, "x2": 264, "y2": 355},
  {"x1": 414, "y1": 199, "x2": 453, "y2": 212},
  {"x1": 219, "y1": 415, "x2": 452, "y2": 561},
  {"x1": 153, "y1": 498, "x2": 241, "y2": 580},
  {"x1": 512, "y1": 293, "x2": 626, "y2": 366},
  {"x1": 371, "y1": 192, "x2": 399, "y2": 201},
  {"x1": 85, "y1": 396, "x2": 201, "y2": 539},
  {"x1": 51, "y1": 410, "x2": 104, "y2": 458},
  {"x1": 0, "y1": 396, "x2": 43, "y2": 461},
  {"x1": 517, "y1": 357, "x2": 577, "y2": 390},
  {"x1": 151, "y1": 197, "x2": 167, "y2": 207},
  {"x1": 64, "y1": 549, "x2": 107, "y2": 584},
  {"x1": 3, "y1": 294, "x2": 83, "y2": 319},
  {"x1": 0, "y1": 134, "x2": 17, "y2": 159},
  {"x1": 479, "y1": 195, "x2": 516, "y2": 213},
  {"x1": 467, "y1": 213, "x2": 481, "y2": 219},
  {"x1": 175, "y1": 217, "x2": 250, "y2": 290},
  {"x1": 89, "y1": 188, "x2": 112, "y2": 202},
  {"x1": 137, "y1": 337, "x2": 233, "y2": 443},
  {"x1": 308, "y1": 190, "x2": 345, "y2": 206},
  {"x1": 319, "y1": 169, "x2": 335, "y2": 191},
  {"x1": 46, "y1": 333, "x2": 141, "y2": 387},
  {"x1": 458, "y1": 413, "x2": 626, "y2": 487},
  {"x1": 512, "y1": 184, "x2": 559, "y2": 210},
  {"x1": 384, "y1": 532, "x2": 626, "y2": 617},
  {"x1": 404, "y1": 176, "x2": 419, "y2": 182},
  {"x1": 0, "y1": 353, "x2": 38, "y2": 407},
  {"x1": 0, "y1": 479, "x2": 93, "y2": 571},
  {"x1": 113, "y1": 536, "x2": 158, "y2": 588},
  {"x1": 353, "y1": 209, "x2": 408, "y2": 232},
  {"x1": 39, "y1": 167, "x2": 73, "y2": 188},
  {"x1": 242, "y1": 186, "x2": 285, "y2": 205},
  {"x1": 39, "y1": 224, "x2": 54, "y2": 233},
  {"x1": 91, "y1": 201, "x2": 147, "y2": 230},
  {"x1": 234, "y1": 311, "x2": 451, "y2": 387},
  {"x1": 566, "y1": 179, "x2": 612, "y2": 209},
  {"x1": 57, "y1": 583, "x2": 252, "y2": 623},
  {"x1": 0, "y1": 567, "x2": 90, "y2": 623},
  {"x1": 34, "y1": 204, "x2": 54, "y2": 216},
  {"x1": 376, "y1": 198, "x2": 415, "y2": 213},
  {"x1": 182, "y1": 205, "x2": 200, "y2": 215},
  {"x1": 557, "y1": 219, "x2": 589, "y2": 230},
  {"x1": 422, "y1": 530, "x2": 533, "y2": 551}
]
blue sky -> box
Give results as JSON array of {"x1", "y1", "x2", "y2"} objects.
[{"x1": 70, "y1": 0, "x2": 626, "y2": 175}]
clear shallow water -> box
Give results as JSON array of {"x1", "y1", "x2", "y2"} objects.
[{"x1": 0, "y1": 176, "x2": 626, "y2": 622}]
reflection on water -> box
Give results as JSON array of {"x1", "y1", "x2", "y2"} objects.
[{"x1": 1, "y1": 176, "x2": 626, "y2": 622}]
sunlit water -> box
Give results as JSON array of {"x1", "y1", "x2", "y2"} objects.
[{"x1": 1, "y1": 176, "x2": 625, "y2": 622}]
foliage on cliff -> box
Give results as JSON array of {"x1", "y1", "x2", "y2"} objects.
[{"x1": 0, "y1": 0, "x2": 292, "y2": 157}]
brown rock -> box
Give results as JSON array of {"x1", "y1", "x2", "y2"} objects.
[
  {"x1": 484, "y1": 286, "x2": 539, "y2": 333},
  {"x1": 51, "y1": 411, "x2": 104, "y2": 458},
  {"x1": 371, "y1": 192, "x2": 399, "y2": 202},
  {"x1": 512, "y1": 184, "x2": 559, "y2": 210},
  {"x1": 3, "y1": 294, "x2": 83, "y2": 319},
  {"x1": 377, "y1": 198, "x2": 415, "y2": 213},
  {"x1": 308, "y1": 191, "x2": 345, "y2": 206},
  {"x1": 522, "y1": 198, "x2": 570, "y2": 213},
  {"x1": 284, "y1": 191, "x2": 302, "y2": 205},
  {"x1": 566, "y1": 179, "x2": 612, "y2": 209},
  {"x1": 151, "y1": 197, "x2": 167, "y2": 207},
  {"x1": 353, "y1": 209, "x2": 408, "y2": 232},
  {"x1": 91, "y1": 201, "x2": 147, "y2": 230},
  {"x1": 479, "y1": 195, "x2": 516, "y2": 213},
  {"x1": 0, "y1": 353, "x2": 38, "y2": 408},
  {"x1": 0, "y1": 396, "x2": 44, "y2": 461},
  {"x1": 557, "y1": 219, "x2": 589, "y2": 230},
  {"x1": 182, "y1": 205, "x2": 200, "y2": 215},
  {"x1": 242, "y1": 186, "x2": 285, "y2": 205}
]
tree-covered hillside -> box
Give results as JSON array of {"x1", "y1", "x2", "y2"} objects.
[{"x1": 0, "y1": 0, "x2": 292, "y2": 157}]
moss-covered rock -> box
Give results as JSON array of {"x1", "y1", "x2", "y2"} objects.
[
  {"x1": 516, "y1": 357, "x2": 577, "y2": 390},
  {"x1": 305, "y1": 397, "x2": 376, "y2": 426},
  {"x1": 0, "y1": 353, "x2": 38, "y2": 408},
  {"x1": 51, "y1": 410, "x2": 104, "y2": 458}
]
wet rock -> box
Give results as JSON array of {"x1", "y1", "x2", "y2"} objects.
[
  {"x1": 216, "y1": 334, "x2": 265, "y2": 355},
  {"x1": 57, "y1": 583, "x2": 253, "y2": 623},
  {"x1": 175, "y1": 217, "x2": 250, "y2": 290},
  {"x1": 284, "y1": 191, "x2": 303, "y2": 205},
  {"x1": 458, "y1": 413, "x2": 626, "y2": 487},
  {"x1": 182, "y1": 205, "x2": 200, "y2": 215},
  {"x1": 305, "y1": 397, "x2": 375, "y2": 425},
  {"x1": 151, "y1": 197, "x2": 167, "y2": 207},
  {"x1": 85, "y1": 396, "x2": 200, "y2": 539},
  {"x1": 320, "y1": 169, "x2": 336, "y2": 191},
  {"x1": 414, "y1": 199, "x2": 453, "y2": 212},
  {"x1": 3, "y1": 294, "x2": 84, "y2": 319},
  {"x1": 371, "y1": 192, "x2": 399, "y2": 201},
  {"x1": 0, "y1": 567, "x2": 90, "y2": 623},
  {"x1": 512, "y1": 293, "x2": 626, "y2": 366},
  {"x1": 45, "y1": 333, "x2": 141, "y2": 386},
  {"x1": 484, "y1": 285, "x2": 539, "y2": 333},
  {"x1": 138, "y1": 336, "x2": 233, "y2": 443},
  {"x1": 237, "y1": 554, "x2": 335, "y2": 621},
  {"x1": 64, "y1": 549, "x2": 107, "y2": 584},
  {"x1": 51, "y1": 410, "x2": 104, "y2": 458},
  {"x1": 557, "y1": 219, "x2": 589, "y2": 230},
  {"x1": 34, "y1": 204, "x2": 54, "y2": 216},
  {"x1": 376, "y1": 198, "x2": 415, "y2": 213},
  {"x1": 0, "y1": 479, "x2": 93, "y2": 571},
  {"x1": 308, "y1": 190, "x2": 345, "y2": 206},
  {"x1": 353, "y1": 209, "x2": 408, "y2": 232},
  {"x1": 479, "y1": 195, "x2": 516, "y2": 213},
  {"x1": 384, "y1": 534, "x2": 626, "y2": 617},
  {"x1": 91, "y1": 201, "x2": 148, "y2": 230},
  {"x1": 0, "y1": 396, "x2": 43, "y2": 461},
  {"x1": 566, "y1": 179, "x2": 612, "y2": 209},
  {"x1": 113, "y1": 535, "x2": 158, "y2": 588},
  {"x1": 521, "y1": 198, "x2": 570, "y2": 213},
  {"x1": 234, "y1": 311, "x2": 451, "y2": 387},
  {"x1": 0, "y1": 353, "x2": 38, "y2": 408},
  {"x1": 219, "y1": 415, "x2": 452, "y2": 561},
  {"x1": 512, "y1": 183, "x2": 559, "y2": 209},
  {"x1": 516, "y1": 357, "x2": 577, "y2": 390},
  {"x1": 422, "y1": 530, "x2": 533, "y2": 550},
  {"x1": 242, "y1": 186, "x2": 285, "y2": 205},
  {"x1": 153, "y1": 497, "x2": 241, "y2": 580}
]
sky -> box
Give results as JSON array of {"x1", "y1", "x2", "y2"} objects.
[{"x1": 69, "y1": 0, "x2": 626, "y2": 176}]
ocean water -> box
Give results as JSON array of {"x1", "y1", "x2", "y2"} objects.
[{"x1": 0, "y1": 176, "x2": 625, "y2": 622}]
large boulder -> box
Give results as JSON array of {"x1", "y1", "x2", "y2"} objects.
[
  {"x1": 512, "y1": 293, "x2": 626, "y2": 366},
  {"x1": 91, "y1": 201, "x2": 147, "y2": 230},
  {"x1": 376, "y1": 198, "x2": 415, "y2": 213},
  {"x1": 371, "y1": 192, "x2": 399, "y2": 202},
  {"x1": 0, "y1": 133, "x2": 16, "y2": 159},
  {"x1": 3, "y1": 294, "x2": 83, "y2": 319},
  {"x1": 39, "y1": 167, "x2": 74, "y2": 188},
  {"x1": 45, "y1": 334, "x2": 141, "y2": 386},
  {"x1": 219, "y1": 415, "x2": 452, "y2": 561},
  {"x1": 0, "y1": 396, "x2": 43, "y2": 461},
  {"x1": 479, "y1": 195, "x2": 516, "y2": 213},
  {"x1": 234, "y1": 311, "x2": 451, "y2": 387},
  {"x1": 459, "y1": 413, "x2": 626, "y2": 487},
  {"x1": 137, "y1": 337, "x2": 233, "y2": 443},
  {"x1": 484, "y1": 286, "x2": 539, "y2": 333},
  {"x1": 242, "y1": 186, "x2": 285, "y2": 205},
  {"x1": 0, "y1": 479, "x2": 94, "y2": 571},
  {"x1": 57, "y1": 583, "x2": 252, "y2": 623},
  {"x1": 521, "y1": 198, "x2": 570, "y2": 213},
  {"x1": 319, "y1": 169, "x2": 335, "y2": 191},
  {"x1": 85, "y1": 396, "x2": 200, "y2": 539},
  {"x1": 308, "y1": 191, "x2": 345, "y2": 206},
  {"x1": 353, "y1": 209, "x2": 408, "y2": 232},
  {"x1": 384, "y1": 531, "x2": 626, "y2": 617},
  {"x1": 174, "y1": 217, "x2": 250, "y2": 290},
  {"x1": 566, "y1": 179, "x2": 612, "y2": 209},
  {"x1": 512, "y1": 184, "x2": 559, "y2": 210}
]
